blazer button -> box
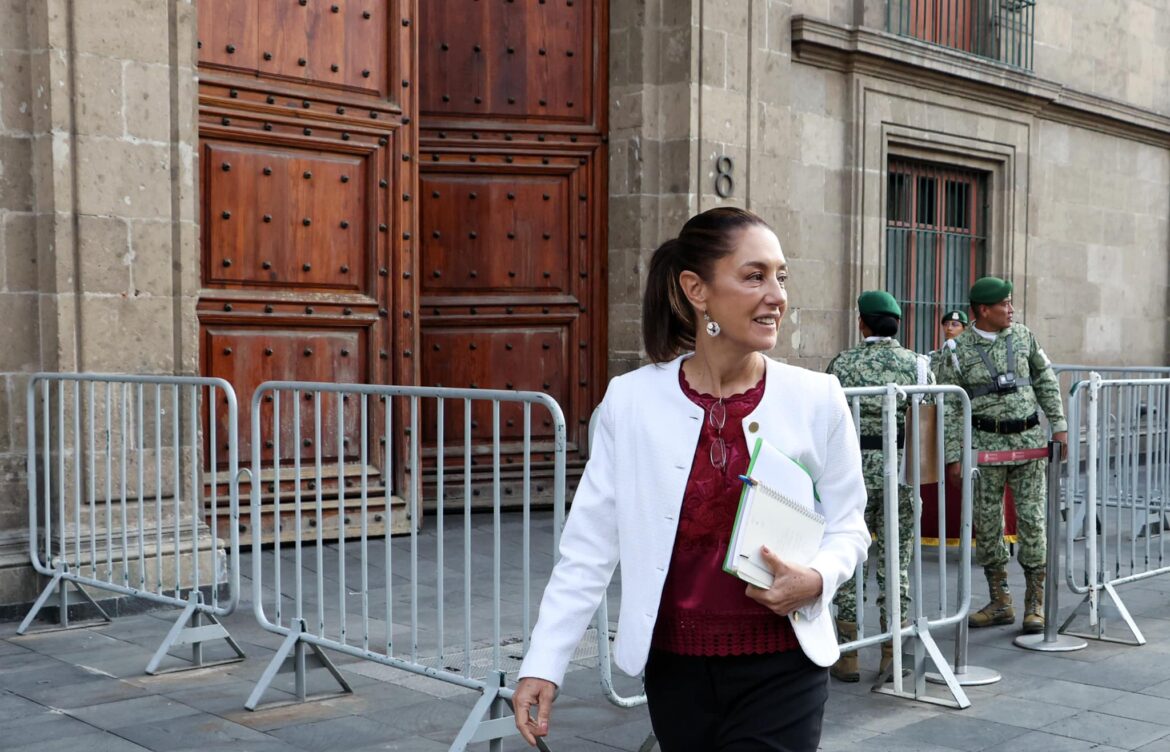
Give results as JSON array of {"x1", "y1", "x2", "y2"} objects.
[{"x1": 748, "y1": 421, "x2": 760, "y2": 433}]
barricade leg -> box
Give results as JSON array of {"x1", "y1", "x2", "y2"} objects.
[
  {"x1": 874, "y1": 617, "x2": 971, "y2": 709},
  {"x1": 145, "y1": 590, "x2": 246, "y2": 675},
  {"x1": 244, "y1": 618, "x2": 352, "y2": 711},
  {"x1": 1016, "y1": 441, "x2": 1088, "y2": 652},
  {"x1": 1059, "y1": 581, "x2": 1146, "y2": 646},
  {"x1": 451, "y1": 670, "x2": 539, "y2": 751},
  {"x1": 16, "y1": 566, "x2": 112, "y2": 635}
]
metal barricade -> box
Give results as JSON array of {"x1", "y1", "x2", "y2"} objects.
[
  {"x1": 18, "y1": 373, "x2": 245, "y2": 675},
  {"x1": 839, "y1": 384, "x2": 979, "y2": 708},
  {"x1": 1061, "y1": 374, "x2": 1170, "y2": 645},
  {"x1": 1057, "y1": 362, "x2": 1165, "y2": 537},
  {"x1": 244, "y1": 381, "x2": 565, "y2": 752},
  {"x1": 588, "y1": 384, "x2": 978, "y2": 718}
]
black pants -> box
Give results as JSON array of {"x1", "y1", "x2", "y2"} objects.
[{"x1": 644, "y1": 649, "x2": 829, "y2": 752}]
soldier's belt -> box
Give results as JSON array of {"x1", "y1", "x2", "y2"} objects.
[
  {"x1": 977, "y1": 447, "x2": 1048, "y2": 464},
  {"x1": 972, "y1": 412, "x2": 1039, "y2": 434},
  {"x1": 859, "y1": 431, "x2": 904, "y2": 450}
]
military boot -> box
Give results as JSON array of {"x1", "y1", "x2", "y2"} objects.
[
  {"x1": 1022, "y1": 566, "x2": 1045, "y2": 634},
  {"x1": 968, "y1": 565, "x2": 1015, "y2": 627},
  {"x1": 878, "y1": 617, "x2": 912, "y2": 682},
  {"x1": 830, "y1": 619, "x2": 859, "y2": 682}
]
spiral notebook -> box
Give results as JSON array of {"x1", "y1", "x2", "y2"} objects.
[{"x1": 723, "y1": 437, "x2": 825, "y2": 589}]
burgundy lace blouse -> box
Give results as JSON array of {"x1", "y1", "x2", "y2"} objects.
[{"x1": 650, "y1": 366, "x2": 799, "y2": 656}]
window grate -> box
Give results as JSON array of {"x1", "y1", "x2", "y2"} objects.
[
  {"x1": 885, "y1": 158, "x2": 988, "y2": 354},
  {"x1": 886, "y1": 0, "x2": 1035, "y2": 70}
]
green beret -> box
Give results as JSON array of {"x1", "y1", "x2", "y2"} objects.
[
  {"x1": 857, "y1": 290, "x2": 901, "y2": 318},
  {"x1": 969, "y1": 276, "x2": 1012, "y2": 305},
  {"x1": 941, "y1": 309, "x2": 969, "y2": 325}
]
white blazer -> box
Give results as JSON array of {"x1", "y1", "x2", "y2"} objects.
[{"x1": 517, "y1": 354, "x2": 870, "y2": 687}]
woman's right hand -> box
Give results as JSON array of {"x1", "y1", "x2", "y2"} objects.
[{"x1": 512, "y1": 676, "x2": 557, "y2": 746}]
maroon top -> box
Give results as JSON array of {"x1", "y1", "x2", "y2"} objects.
[{"x1": 650, "y1": 366, "x2": 799, "y2": 656}]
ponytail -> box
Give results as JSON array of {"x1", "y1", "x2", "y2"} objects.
[
  {"x1": 641, "y1": 207, "x2": 773, "y2": 362},
  {"x1": 642, "y1": 239, "x2": 695, "y2": 363}
]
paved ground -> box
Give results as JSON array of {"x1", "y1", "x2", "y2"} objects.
[{"x1": 3, "y1": 511, "x2": 1170, "y2": 751}]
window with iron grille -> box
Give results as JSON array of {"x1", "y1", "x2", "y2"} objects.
[
  {"x1": 886, "y1": 0, "x2": 1036, "y2": 70},
  {"x1": 886, "y1": 159, "x2": 988, "y2": 354}
]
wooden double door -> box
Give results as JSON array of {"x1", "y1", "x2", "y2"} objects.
[{"x1": 196, "y1": 0, "x2": 607, "y2": 538}]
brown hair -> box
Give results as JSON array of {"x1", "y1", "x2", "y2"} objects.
[{"x1": 642, "y1": 207, "x2": 773, "y2": 363}]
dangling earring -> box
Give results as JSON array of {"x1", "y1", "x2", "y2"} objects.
[{"x1": 703, "y1": 311, "x2": 721, "y2": 337}]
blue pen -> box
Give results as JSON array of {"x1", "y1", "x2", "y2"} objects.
[{"x1": 737, "y1": 474, "x2": 757, "y2": 487}]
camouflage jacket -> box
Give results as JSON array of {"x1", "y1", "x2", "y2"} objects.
[
  {"x1": 934, "y1": 323, "x2": 1067, "y2": 463},
  {"x1": 826, "y1": 338, "x2": 933, "y2": 438},
  {"x1": 928, "y1": 340, "x2": 962, "y2": 381}
]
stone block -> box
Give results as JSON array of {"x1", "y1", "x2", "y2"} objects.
[
  {"x1": 0, "y1": 50, "x2": 32, "y2": 134},
  {"x1": 72, "y1": 0, "x2": 171, "y2": 64},
  {"x1": 628, "y1": 136, "x2": 659, "y2": 195},
  {"x1": 607, "y1": 194, "x2": 643, "y2": 251},
  {"x1": 128, "y1": 219, "x2": 175, "y2": 298},
  {"x1": 660, "y1": 0, "x2": 695, "y2": 28},
  {"x1": 610, "y1": 0, "x2": 646, "y2": 32},
  {"x1": 0, "y1": 135, "x2": 34, "y2": 211},
  {"x1": 765, "y1": 0, "x2": 791, "y2": 53},
  {"x1": 77, "y1": 214, "x2": 131, "y2": 295},
  {"x1": 3, "y1": 212, "x2": 38, "y2": 292},
  {"x1": 704, "y1": 0, "x2": 749, "y2": 35},
  {"x1": 755, "y1": 51, "x2": 791, "y2": 107},
  {"x1": 0, "y1": 381, "x2": 9, "y2": 454},
  {"x1": 701, "y1": 29, "x2": 727, "y2": 88},
  {"x1": 659, "y1": 81, "x2": 692, "y2": 142},
  {"x1": 658, "y1": 25, "x2": 694, "y2": 85},
  {"x1": 724, "y1": 32, "x2": 750, "y2": 94},
  {"x1": 610, "y1": 90, "x2": 644, "y2": 132},
  {"x1": 77, "y1": 296, "x2": 174, "y2": 373},
  {"x1": 0, "y1": 292, "x2": 38, "y2": 371},
  {"x1": 74, "y1": 53, "x2": 124, "y2": 138},
  {"x1": 608, "y1": 137, "x2": 629, "y2": 196},
  {"x1": 123, "y1": 62, "x2": 172, "y2": 143},
  {"x1": 700, "y1": 86, "x2": 748, "y2": 146},
  {"x1": 661, "y1": 138, "x2": 693, "y2": 194},
  {"x1": 75, "y1": 137, "x2": 170, "y2": 219},
  {"x1": 610, "y1": 28, "x2": 634, "y2": 88},
  {"x1": 0, "y1": 0, "x2": 29, "y2": 51}
]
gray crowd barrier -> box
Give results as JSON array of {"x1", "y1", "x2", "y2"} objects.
[
  {"x1": 243, "y1": 380, "x2": 566, "y2": 752},
  {"x1": 18, "y1": 373, "x2": 245, "y2": 675},
  {"x1": 1061, "y1": 374, "x2": 1170, "y2": 645}
]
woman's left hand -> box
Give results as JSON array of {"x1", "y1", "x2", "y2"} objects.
[{"x1": 744, "y1": 546, "x2": 824, "y2": 617}]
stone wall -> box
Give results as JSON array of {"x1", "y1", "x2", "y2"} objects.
[
  {"x1": 0, "y1": 0, "x2": 42, "y2": 603},
  {"x1": 0, "y1": 0, "x2": 199, "y2": 607},
  {"x1": 608, "y1": 0, "x2": 1170, "y2": 373}
]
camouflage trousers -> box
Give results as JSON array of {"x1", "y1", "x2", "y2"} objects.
[
  {"x1": 834, "y1": 477, "x2": 915, "y2": 624},
  {"x1": 974, "y1": 459, "x2": 1047, "y2": 569}
]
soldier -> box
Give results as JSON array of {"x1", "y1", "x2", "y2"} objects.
[
  {"x1": 935, "y1": 277, "x2": 1067, "y2": 634},
  {"x1": 928, "y1": 309, "x2": 968, "y2": 379},
  {"x1": 827, "y1": 290, "x2": 932, "y2": 682}
]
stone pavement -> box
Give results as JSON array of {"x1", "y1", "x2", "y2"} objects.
[{"x1": 3, "y1": 511, "x2": 1170, "y2": 751}]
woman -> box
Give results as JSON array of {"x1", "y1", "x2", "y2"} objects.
[{"x1": 513, "y1": 208, "x2": 869, "y2": 751}]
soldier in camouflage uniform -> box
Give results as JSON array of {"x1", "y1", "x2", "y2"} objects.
[
  {"x1": 826, "y1": 290, "x2": 932, "y2": 682},
  {"x1": 935, "y1": 277, "x2": 1067, "y2": 634},
  {"x1": 928, "y1": 309, "x2": 968, "y2": 379}
]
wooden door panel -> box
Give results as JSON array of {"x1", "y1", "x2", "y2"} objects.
[
  {"x1": 201, "y1": 0, "x2": 392, "y2": 98},
  {"x1": 419, "y1": 0, "x2": 591, "y2": 122},
  {"x1": 197, "y1": 0, "x2": 416, "y2": 537},
  {"x1": 203, "y1": 142, "x2": 370, "y2": 292},
  {"x1": 420, "y1": 326, "x2": 568, "y2": 445},
  {"x1": 420, "y1": 173, "x2": 572, "y2": 293},
  {"x1": 204, "y1": 326, "x2": 368, "y2": 463},
  {"x1": 197, "y1": 0, "x2": 260, "y2": 71}
]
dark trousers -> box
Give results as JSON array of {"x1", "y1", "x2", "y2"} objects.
[{"x1": 644, "y1": 649, "x2": 829, "y2": 752}]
